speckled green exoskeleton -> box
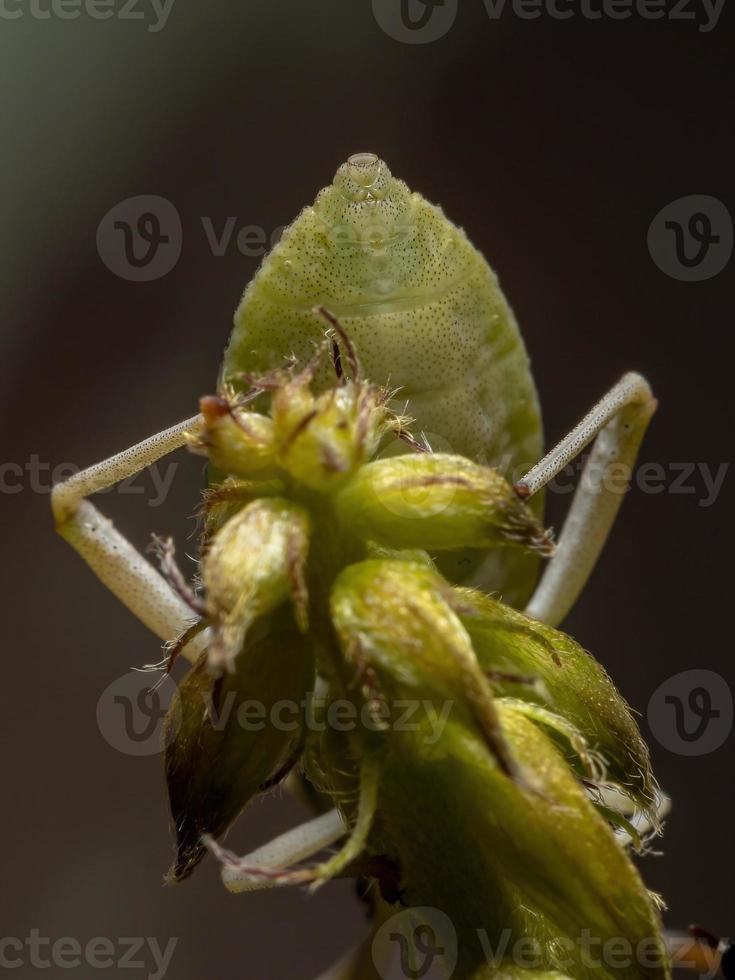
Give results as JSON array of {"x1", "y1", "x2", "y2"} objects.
[
  {"x1": 51, "y1": 154, "x2": 662, "y2": 979},
  {"x1": 224, "y1": 152, "x2": 541, "y2": 476},
  {"x1": 222, "y1": 152, "x2": 544, "y2": 606}
]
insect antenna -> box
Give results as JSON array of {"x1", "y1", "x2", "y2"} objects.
[
  {"x1": 149, "y1": 534, "x2": 206, "y2": 617},
  {"x1": 317, "y1": 306, "x2": 362, "y2": 382},
  {"x1": 162, "y1": 620, "x2": 208, "y2": 674},
  {"x1": 383, "y1": 407, "x2": 430, "y2": 454},
  {"x1": 395, "y1": 426, "x2": 430, "y2": 454},
  {"x1": 231, "y1": 353, "x2": 300, "y2": 395},
  {"x1": 329, "y1": 332, "x2": 345, "y2": 384},
  {"x1": 294, "y1": 338, "x2": 330, "y2": 385}
]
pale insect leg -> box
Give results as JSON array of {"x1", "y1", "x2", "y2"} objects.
[
  {"x1": 519, "y1": 372, "x2": 657, "y2": 627},
  {"x1": 51, "y1": 415, "x2": 209, "y2": 660},
  {"x1": 208, "y1": 808, "x2": 347, "y2": 894},
  {"x1": 210, "y1": 755, "x2": 379, "y2": 892}
]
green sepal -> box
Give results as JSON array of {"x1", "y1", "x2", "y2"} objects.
[
  {"x1": 330, "y1": 558, "x2": 521, "y2": 781},
  {"x1": 163, "y1": 621, "x2": 314, "y2": 882},
  {"x1": 334, "y1": 454, "x2": 553, "y2": 555},
  {"x1": 202, "y1": 497, "x2": 311, "y2": 671},
  {"x1": 453, "y1": 588, "x2": 658, "y2": 819},
  {"x1": 375, "y1": 701, "x2": 668, "y2": 980},
  {"x1": 196, "y1": 395, "x2": 279, "y2": 480}
]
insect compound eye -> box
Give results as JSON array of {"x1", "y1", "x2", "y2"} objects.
[
  {"x1": 347, "y1": 152, "x2": 380, "y2": 181},
  {"x1": 333, "y1": 152, "x2": 392, "y2": 203}
]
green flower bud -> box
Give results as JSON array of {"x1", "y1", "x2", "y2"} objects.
[
  {"x1": 330, "y1": 558, "x2": 523, "y2": 780},
  {"x1": 202, "y1": 498, "x2": 310, "y2": 672},
  {"x1": 374, "y1": 700, "x2": 667, "y2": 980},
  {"x1": 272, "y1": 378, "x2": 387, "y2": 491},
  {"x1": 148, "y1": 350, "x2": 667, "y2": 980},
  {"x1": 199, "y1": 476, "x2": 287, "y2": 552},
  {"x1": 164, "y1": 620, "x2": 314, "y2": 882},
  {"x1": 333, "y1": 454, "x2": 553, "y2": 555},
  {"x1": 325, "y1": 559, "x2": 666, "y2": 979},
  {"x1": 453, "y1": 588, "x2": 657, "y2": 819},
  {"x1": 194, "y1": 394, "x2": 278, "y2": 479}
]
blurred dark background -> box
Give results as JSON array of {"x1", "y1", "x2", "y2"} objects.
[{"x1": 1, "y1": 2, "x2": 733, "y2": 977}]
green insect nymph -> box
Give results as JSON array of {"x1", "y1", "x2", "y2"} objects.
[
  {"x1": 51, "y1": 154, "x2": 664, "y2": 980},
  {"x1": 53, "y1": 153, "x2": 656, "y2": 634}
]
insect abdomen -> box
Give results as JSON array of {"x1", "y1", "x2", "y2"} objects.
[
  {"x1": 223, "y1": 202, "x2": 541, "y2": 473},
  {"x1": 221, "y1": 162, "x2": 543, "y2": 602}
]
